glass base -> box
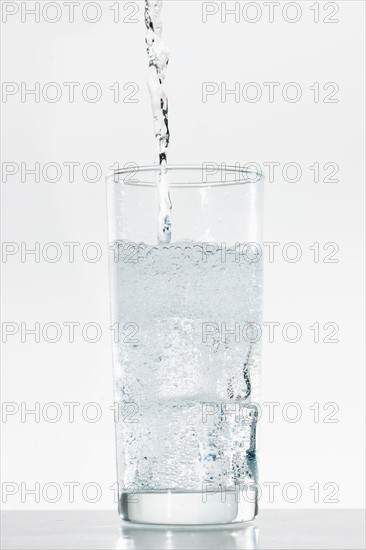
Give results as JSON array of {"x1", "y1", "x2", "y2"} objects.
[{"x1": 119, "y1": 490, "x2": 258, "y2": 526}]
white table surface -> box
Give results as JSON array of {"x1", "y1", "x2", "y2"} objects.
[{"x1": 1, "y1": 510, "x2": 365, "y2": 549}]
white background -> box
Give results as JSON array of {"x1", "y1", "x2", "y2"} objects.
[{"x1": 1, "y1": 0, "x2": 365, "y2": 511}]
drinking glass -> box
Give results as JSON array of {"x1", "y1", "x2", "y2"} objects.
[{"x1": 106, "y1": 164, "x2": 264, "y2": 526}]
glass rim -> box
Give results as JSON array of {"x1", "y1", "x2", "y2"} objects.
[{"x1": 106, "y1": 164, "x2": 264, "y2": 188}]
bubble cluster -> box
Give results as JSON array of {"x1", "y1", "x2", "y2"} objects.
[{"x1": 111, "y1": 241, "x2": 262, "y2": 490}]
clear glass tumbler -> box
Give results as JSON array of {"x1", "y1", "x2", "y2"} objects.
[{"x1": 106, "y1": 165, "x2": 264, "y2": 526}]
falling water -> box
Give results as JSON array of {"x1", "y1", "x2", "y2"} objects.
[{"x1": 144, "y1": 0, "x2": 172, "y2": 244}]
